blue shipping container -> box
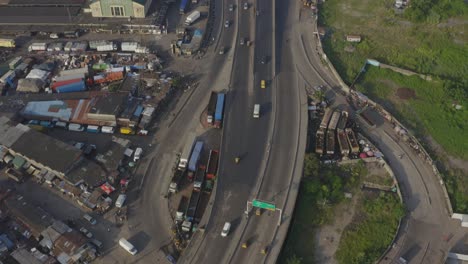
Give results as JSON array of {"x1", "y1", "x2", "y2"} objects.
[
  {"x1": 133, "y1": 105, "x2": 144, "y2": 118},
  {"x1": 56, "y1": 80, "x2": 86, "y2": 93},
  {"x1": 180, "y1": 0, "x2": 189, "y2": 13},
  {"x1": 215, "y1": 93, "x2": 225, "y2": 121},
  {"x1": 188, "y1": 141, "x2": 204, "y2": 172}
]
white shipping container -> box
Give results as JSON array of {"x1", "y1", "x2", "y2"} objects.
[
  {"x1": 121, "y1": 42, "x2": 139, "y2": 52},
  {"x1": 135, "y1": 46, "x2": 149, "y2": 54},
  {"x1": 54, "y1": 73, "x2": 85, "y2": 82},
  {"x1": 64, "y1": 42, "x2": 73, "y2": 51},
  {"x1": 97, "y1": 44, "x2": 114, "y2": 52},
  {"x1": 59, "y1": 66, "x2": 88, "y2": 77},
  {"x1": 101, "y1": 126, "x2": 115, "y2": 134}
]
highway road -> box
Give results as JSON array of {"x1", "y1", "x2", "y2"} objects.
[{"x1": 179, "y1": 0, "x2": 276, "y2": 262}]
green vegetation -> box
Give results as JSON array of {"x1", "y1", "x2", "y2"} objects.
[
  {"x1": 319, "y1": 0, "x2": 468, "y2": 212},
  {"x1": 357, "y1": 67, "x2": 468, "y2": 159},
  {"x1": 279, "y1": 155, "x2": 367, "y2": 263},
  {"x1": 336, "y1": 193, "x2": 405, "y2": 264}
]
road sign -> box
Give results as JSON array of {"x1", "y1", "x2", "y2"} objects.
[{"x1": 252, "y1": 200, "x2": 276, "y2": 211}]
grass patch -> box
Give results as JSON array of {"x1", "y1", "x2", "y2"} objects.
[
  {"x1": 279, "y1": 155, "x2": 367, "y2": 263},
  {"x1": 356, "y1": 67, "x2": 468, "y2": 159},
  {"x1": 336, "y1": 192, "x2": 404, "y2": 264}
]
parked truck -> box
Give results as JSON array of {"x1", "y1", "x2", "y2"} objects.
[
  {"x1": 315, "y1": 129, "x2": 325, "y2": 154},
  {"x1": 319, "y1": 108, "x2": 332, "y2": 129},
  {"x1": 206, "y1": 150, "x2": 218, "y2": 180},
  {"x1": 182, "y1": 188, "x2": 201, "y2": 232},
  {"x1": 185, "y1": 11, "x2": 201, "y2": 25},
  {"x1": 328, "y1": 111, "x2": 341, "y2": 131},
  {"x1": 169, "y1": 169, "x2": 184, "y2": 193},
  {"x1": 206, "y1": 92, "x2": 218, "y2": 124},
  {"x1": 176, "y1": 196, "x2": 189, "y2": 223},
  {"x1": 337, "y1": 111, "x2": 348, "y2": 131},
  {"x1": 326, "y1": 129, "x2": 335, "y2": 155},
  {"x1": 179, "y1": 0, "x2": 189, "y2": 14},
  {"x1": 178, "y1": 132, "x2": 197, "y2": 171},
  {"x1": 193, "y1": 165, "x2": 206, "y2": 190},
  {"x1": 337, "y1": 130, "x2": 350, "y2": 156},
  {"x1": 214, "y1": 93, "x2": 225, "y2": 128},
  {"x1": 346, "y1": 128, "x2": 360, "y2": 154},
  {"x1": 6, "y1": 168, "x2": 25, "y2": 183},
  {"x1": 187, "y1": 141, "x2": 203, "y2": 181}
]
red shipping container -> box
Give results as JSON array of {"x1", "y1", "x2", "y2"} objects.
[{"x1": 51, "y1": 78, "x2": 83, "y2": 90}]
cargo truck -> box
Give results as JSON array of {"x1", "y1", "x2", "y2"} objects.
[
  {"x1": 193, "y1": 165, "x2": 206, "y2": 190},
  {"x1": 185, "y1": 11, "x2": 201, "y2": 25},
  {"x1": 6, "y1": 168, "x2": 25, "y2": 183},
  {"x1": 120, "y1": 127, "x2": 134, "y2": 135},
  {"x1": 182, "y1": 188, "x2": 201, "y2": 232},
  {"x1": 328, "y1": 111, "x2": 341, "y2": 131},
  {"x1": 179, "y1": 0, "x2": 189, "y2": 14},
  {"x1": 315, "y1": 129, "x2": 325, "y2": 154},
  {"x1": 337, "y1": 131, "x2": 350, "y2": 156},
  {"x1": 206, "y1": 150, "x2": 218, "y2": 180},
  {"x1": 346, "y1": 128, "x2": 359, "y2": 153},
  {"x1": 214, "y1": 93, "x2": 225, "y2": 128},
  {"x1": 169, "y1": 169, "x2": 185, "y2": 193},
  {"x1": 319, "y1": 108, "x2": 332, "y2": 129},
  {"x1": 178, "y1": 132, "x2": 197, "y2": 171},
  {"x1": 337, "y1": 111, "x2": 348, "y2": 131},
  {"x1": 206, "y1": 92, "x2": 218, "y2": 124},
  {"x1": 187, "y1": 141, "x2": 203, "y2": 180},
  {"x1": 326, "y1": 129, "x2": 335, "y2": 155},
  {"x1": 176, "y1": 196, "x2": 189, "y2": 223}
]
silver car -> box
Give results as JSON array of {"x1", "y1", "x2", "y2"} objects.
[{"x1": 225, "y1": 20, "x2": 230, "y2": 28}]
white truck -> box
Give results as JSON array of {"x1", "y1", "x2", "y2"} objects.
[
  {"x1": 185, "y1": 11, "x2": 201, "y2": 26},
  {"x1": 119, "y1": 238, "x2": 137, "y2": 255},
  {"x1": 178, "y1": 132, "x2": 197, "y2": 171},
  {"x1": 253, "y1": 104, "x2": 260, "y2": 118}
]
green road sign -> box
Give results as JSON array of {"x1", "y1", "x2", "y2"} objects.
[{"x1": 252, "y1": 200, "x2": 276, "y2": 211}]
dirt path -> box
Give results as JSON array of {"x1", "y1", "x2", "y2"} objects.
[{"x1": 313, "y1": 196, "x2": 359, "y2": 264}]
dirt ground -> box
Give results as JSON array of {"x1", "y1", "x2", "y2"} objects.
[
  {"x1": 313, "y1": 161, "x2": 391, "y2": 263},
  {"x1": 395, "y1": 88, "x2": 416, "y2": 100},
  {"x1": 314, "y1": 197, "x2": 358, "y2": 264}
]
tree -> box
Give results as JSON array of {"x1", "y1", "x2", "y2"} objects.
[
  {"x1": 286, "y1": 254, "x2": 302, "y2": 264},
  {"x1": 303, "y1": 153, "x2": 320, "y2": 178}
]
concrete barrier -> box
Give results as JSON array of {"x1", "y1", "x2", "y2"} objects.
[
  {"x1": 452, "y1": 213, "x2": 468, "y2": 227},
  {"x1": 448, "y1": 252, "x2": 468, "y2": 261}
]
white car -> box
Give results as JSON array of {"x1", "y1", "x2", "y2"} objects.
[
  {"x1": 221, "y1": 222, "x2": 231, "y2": 237},
  {"x1": 243, "y1": 3, "x2": 248, "y2": 10},
  {"x1": 225, "y1": 20, "x2": 230, "y2": 28}
]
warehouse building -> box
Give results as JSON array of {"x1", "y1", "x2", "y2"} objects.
[{"x1": 89, "y1": 0, "x2": 153, "y2": 18}]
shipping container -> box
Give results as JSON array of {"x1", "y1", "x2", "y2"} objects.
[
  {"x1": 206, "y1": 92, "x2": 217, "y2": 124},
  {"x1": 214, "y1": 93, "x2": 225, "y2": 128},
  {"x1": 0, "y1": 38, "x2": 15, "y2": 48},
  {"x1": 64, "y1": 42, "x2": 73, "y2": 52},
  {"x1": 54, "y1": 73, "x2": 86, "y2": 83},
  {"x1": 188, "y1": 141, "x2": 204, "y2": 172},
  {"x1": 9, "y1": 57, "x2": 22, "y2": 70},
  {"x1": 179, "y1": 0, "x2": 189, "y2": 14},
  {"x1": 68, "y1": 123, "x2": 85, "y2": 132},
  {"x1": 121, "y1": 42, "x2": 139, "y2": 52},
  {"x1": 55, "y1": 80, "x2": 86, "y2": 93},
  {"x1": 87, "y1": 125, "x2": 100, "y2": 133},
  {"x1": 59, "y1": 66, "x2": 89, "y2": 77},
  {"x1": 51, "y1": 78, "x2": 83, "y2": 90}
]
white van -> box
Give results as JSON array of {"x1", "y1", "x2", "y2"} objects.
[
  {"x1": 55, "y1": 121, "x2": 68, "y2": 129},
  {"x1": 68, "y1": 123, "x2": 85, "y2": 132},
  {"x1": 133, "y1": 148, "x2": 143, "y2": 162},
  {"x1": 253, "y1": 104, "x2": 260, "y2": 118},
  {"x1": 221, "y1": 222, "x2": 231, "y2": 237},
  {"x1": 115, "y1": 194, "x2": 127, "y2": 208},
  {"x1": 119, "y1": 238, "x2": 137, "y2": 255},
  {"x1": 101, "y1": 126, "x2": 115, "y2": 134}
]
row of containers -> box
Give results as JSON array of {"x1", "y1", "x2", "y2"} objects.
[
  {"x1": 27, "y1": 120, "x2": 149, "y2": 136},
  {"x1": 28, "y1": 41, "x2": 150, "y2": 54}
]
